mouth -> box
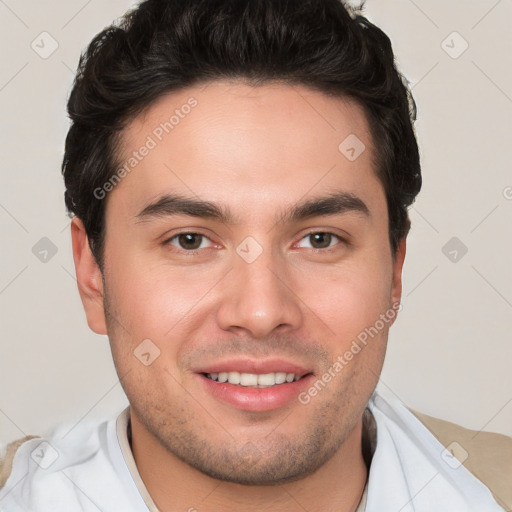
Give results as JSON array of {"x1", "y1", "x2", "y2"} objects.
[
  {"x1": 203, "y1": 371, "x2": 306, "y2": 388},
  {"x1": 195, "y1": 360, "x2": 315, "y2": 412}
]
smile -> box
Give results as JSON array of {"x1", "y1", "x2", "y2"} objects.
[{"x1": 204, "y1": 371, "x2": 303, "y2": 387}]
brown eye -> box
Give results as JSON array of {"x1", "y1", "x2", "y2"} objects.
[
  {"x1": 179, "y1": 233, "x2": 202, "y2": 250},
  {"x1": 167, "y1": 233, "x2": 211, "y2": 251},
  {"x1": 297, "y1": 232, "x2": 341, "y2": 250},
  {"x1": 309, "y1": 233, "x2": 332, "y2": 249}
]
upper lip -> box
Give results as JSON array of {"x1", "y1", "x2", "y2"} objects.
[{"x1": 195, "y1": 358, "x2": 312, "y2": 377}]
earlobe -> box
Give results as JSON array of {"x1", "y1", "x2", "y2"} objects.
[
  {"x1": 390, "y1": 237, "x2": 406, "y2": 315},
  {"x1": 70, "y1": 217, "x2": 108, "y2": 335}
]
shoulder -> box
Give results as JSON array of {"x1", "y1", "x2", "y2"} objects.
[
  {"x1": 0, "y1": 410, "x2": 143, "y2": 511},
  {"x1": 410, "y1": 408, "x2": 512, "y2": 511},
  {"x1": 0, "y1": 435, "x2": 39, "y2": 489}
]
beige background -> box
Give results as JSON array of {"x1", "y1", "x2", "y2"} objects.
[{"x1": 0, "y1": 0, "x2": 511, "y2": 444}]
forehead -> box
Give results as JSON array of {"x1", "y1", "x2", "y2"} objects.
[{"x1": 107, "y1": 80, "x2": 383, "y2": 222}]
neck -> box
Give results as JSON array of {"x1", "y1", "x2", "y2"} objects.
[{"x1": 129, "y1": 412, "x2": 371, "y2": 512}]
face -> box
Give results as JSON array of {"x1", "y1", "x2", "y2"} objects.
[{"x1": 73, "y1": 80, "x2": 405, "y2": 485}]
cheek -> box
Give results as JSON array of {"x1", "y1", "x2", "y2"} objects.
[
  {"x1": 105, "y1": 254, "x2": 219, "y2": 345},
  {"x1": 299, "y1": 256, "x2": 393, "y2": 345}
]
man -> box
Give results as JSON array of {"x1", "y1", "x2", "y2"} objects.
[{"x1": 0, "y1": 0, "x2": 510, "y2": 510}]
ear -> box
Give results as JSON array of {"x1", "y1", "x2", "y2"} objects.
[
  {"x1": 70, "y1": 217, "x2": 108, "y2": 335},
  {"x1": 390, "y1": 237, "x2": 406, "y2": 321}
]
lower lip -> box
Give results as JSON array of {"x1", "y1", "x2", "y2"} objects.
[{"x1": 198, "y1": 374, "x2": 314, "y2": 412}]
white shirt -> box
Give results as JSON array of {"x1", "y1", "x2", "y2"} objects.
[{"x1": 0, "y1": 388, "x2": 505, "y2": 511}]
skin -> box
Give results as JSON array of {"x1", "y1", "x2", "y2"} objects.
[{"x1": 71, "y1": 80, "x2": 406, "y2": 512}]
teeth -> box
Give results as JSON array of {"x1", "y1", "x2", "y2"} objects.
[
  {"x1": 240, "y1": 373, "x2": 258, "y2": 386},
  {"x1": 275, "y1": 372, "x2": 287, "y2": 384},
  {"x1": 206, "y1": 371, "x2": 302, "y2": 387},
  {"x1": 228, "y1": 371, "x2": 241, "y2": 385},
  {"x1": 257, "y1": 373, "x2": 276, "y2": 386}
]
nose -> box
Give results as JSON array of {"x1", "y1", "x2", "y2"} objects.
[{"x1": 215, "y1": 247, "x2": 303, "y2": 339}]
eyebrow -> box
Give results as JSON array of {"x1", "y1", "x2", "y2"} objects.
[{"x1": 134, "y1": 191, "x2": 370, "y2": 225}]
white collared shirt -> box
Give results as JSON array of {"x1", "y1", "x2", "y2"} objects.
[{"x1": 0, "y1": 389, "x2": 505, "y2": 511}]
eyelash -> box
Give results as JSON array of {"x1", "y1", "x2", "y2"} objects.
[{"x1": 162, "y1": 231, "x2": 346, "y2": 254}]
